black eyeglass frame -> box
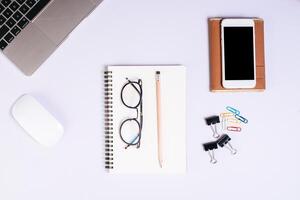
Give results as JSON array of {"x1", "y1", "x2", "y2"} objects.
[{"x1": 119, "y1": 78, "x2": 143, "y2": 149}]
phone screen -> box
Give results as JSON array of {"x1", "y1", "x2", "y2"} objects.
[{"x1": 224, "y1": 27, "x2": 255, "y2": 80}]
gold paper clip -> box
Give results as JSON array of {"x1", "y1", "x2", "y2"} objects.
[
  {"x1": 220, "y1": 112, "x2": 234, "y2": 118},
  {"x1": 227, "y1": 126, "x2": 242, "y2": 132},
  {"x1": 226, "y1": 118, "x2": 240, "y2": 124}
]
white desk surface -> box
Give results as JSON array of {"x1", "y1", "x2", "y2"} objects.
[{"x1": 1, "y1": 0, "x2": 300, "y2": 199}]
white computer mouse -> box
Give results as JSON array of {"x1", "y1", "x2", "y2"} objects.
[{"x1": 11, "y1": 94, "x2": 64, "y2": 147}]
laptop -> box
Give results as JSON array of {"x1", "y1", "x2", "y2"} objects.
[{"x1": 0, "y1": 0, "x2": 103, "y2": 76}]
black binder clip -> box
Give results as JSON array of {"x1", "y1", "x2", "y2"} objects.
[
  {"x1": 203, "y1": 141, "x2": 218, "y2": 164},
  {"x1": 205, "y1": 116, "x2": 220, "y2": 138},
  {"x1": 217, "y1": 134, "x2": 237, "y2": 155}
]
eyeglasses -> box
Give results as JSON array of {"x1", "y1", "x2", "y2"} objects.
[{"x1": 119, "y1": 78, "x2": 143, "y2": 149}]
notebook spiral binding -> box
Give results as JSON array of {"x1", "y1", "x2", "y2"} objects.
[{"x1": 104, "y1": 70, "x2": 114, "y2": 170}]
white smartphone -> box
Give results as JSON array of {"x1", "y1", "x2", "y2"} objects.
[{"x1": 221, "y1": 18, "x2": 256, "y2": 89}]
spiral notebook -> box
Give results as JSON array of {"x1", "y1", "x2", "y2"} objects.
[{"x1": 104, "y1": 65, "x2": 186, "y2": 174}]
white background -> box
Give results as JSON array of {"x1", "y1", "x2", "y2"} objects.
[{"x1": 1, "y1": 0, "x2": 300, "y2": 199}]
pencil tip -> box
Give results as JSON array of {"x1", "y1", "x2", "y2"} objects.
[{"x1": 159, "y1": 161, "x2": 163, "y2": 168}]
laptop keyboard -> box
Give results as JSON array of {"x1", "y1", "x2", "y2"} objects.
[{"x1": 0, "y1": 0, "x2": 50, "y2": 50}]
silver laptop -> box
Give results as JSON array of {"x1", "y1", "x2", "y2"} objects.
[{"x1": 0, "y1": 0, "x2": 103, "y2": 76}]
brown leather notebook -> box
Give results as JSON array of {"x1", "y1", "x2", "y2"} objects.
[{"x1": 209, "y1": 18, "x2": 266, "y2": 92}]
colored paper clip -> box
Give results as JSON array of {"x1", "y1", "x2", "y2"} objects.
[
  {"x1": 227, "y1": 126, "x2": 242, "y2": 132},
  {"x1": 226, "y1": 106, "x2": 240, "y2": 115},
  {"x1": 221, "y1": 118, "x2": 227, "y2": 130},
  {"x1": 226, "y1": 118, "x2": 240, "y2": 124},
  {"x1": 205, "y1": 116, "x2": 220, "y2": 138},
  {"x1": 203, "y1": 141, "x2": 218, "y2": 164},
  {"x1": 220, "y1": 112, "x2": 234, "y2": 118},
  {"x1": 220, "y1": 113, "x2": 233, "y2": 130},
  {"x1": 221, "y1": 118, "x2": 240, "y2": 130},
  {"x1": 217, "y1": 134, "x2": 237, "y2": 155},
  {"x1": 235, "y1": 114, "x2": 248, "y2": 124}
]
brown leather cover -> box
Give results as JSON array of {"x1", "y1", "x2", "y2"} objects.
[{"x1": 209, "y1": 18, "x2": 266, "y2": 92}]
